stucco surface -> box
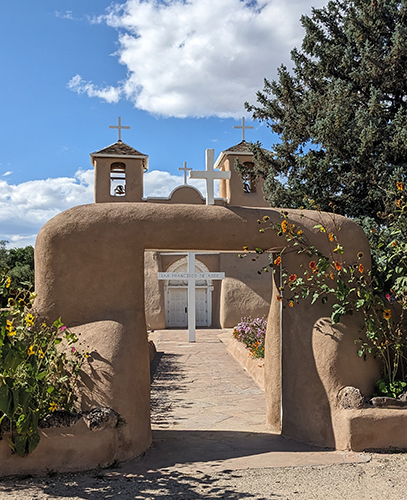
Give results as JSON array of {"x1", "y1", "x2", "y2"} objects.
[{"x1": 30, "y1": 202, "x2": 381, "y2": 469}]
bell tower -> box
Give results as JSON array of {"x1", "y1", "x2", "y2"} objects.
[
  {"x1": 90, "y1": 117, "x2": 149, "y2": 203},
  {"x1": 215, "y1": 118, "x2": 269, "y2": 208}
]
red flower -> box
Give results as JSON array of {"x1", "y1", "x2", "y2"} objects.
[
  {"x1": 334, "y1": 261, "x2": 342, "y2": 271},
  {"x1": 288, "y1": 274, "x2": 297, "y2": 282}
]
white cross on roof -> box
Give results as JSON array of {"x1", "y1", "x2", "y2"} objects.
[
  {"x1": 109, "y1": 117, "x2": 130, "y2": 141},
  {"x1": 178, "y1": 161, "x2": 192, "y2": 185},
  {"x1": 234, "y1": 117, "x2": 253, "y2": 141},
  {"x1": 189, "y1": 149, "x2": 231, "y2": 205}
]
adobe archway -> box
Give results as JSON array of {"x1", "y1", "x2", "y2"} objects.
[{"x1": 28, "y1": 202, "x2": 377, "y2": 472}]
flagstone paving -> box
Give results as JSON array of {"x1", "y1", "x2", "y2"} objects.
[{"x1": 116, "y1": 329, "x2": 370, "y2": 475}]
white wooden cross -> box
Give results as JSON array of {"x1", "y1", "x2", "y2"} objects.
[
  {"x1": 158, "y1": 253, "x2": 225, "y2": 342},
  {"x1": 189, "y1": 149, "x2": 231, "y2": 205},
  {"x1": 234, "y1": 117, "x2": 253, "y2": 141},
  {"x1": 178, "y1": 162, "x2": 192, "y2": 185},
  {"x1": 109, "y1": 116, "x2": 130, "y2": 141}
]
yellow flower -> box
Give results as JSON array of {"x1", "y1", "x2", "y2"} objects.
[
  {"x1": 297, "y1": 229, "x2": 303, "y2": 235},
  {"x1": 383, "y1": 309, "x2": 391, "y2": 320},
  {"x1": 243, "y1": 246, "x2": 248, "y2": 252},
  {"x1": 288, "y1": 301, "x2": 294, "y2": 308},
  {"x1": 328, "y1": 233, "x2": 334, "y2": 242},
  {"x1": 25, "y1": 313, "x2": 35, "y2": 326},
  {"x1": 397, "y1": 181, "x2": 404, "y2": 191},
  {"x1": 28, "y1": 346, "x2": 35, "y2": 356},
  {"x1": 38, "y1": 349, "x2": 45, "y2": 359},
  {"x1": 5, "y1": 277, "x2": 11, "y2": 288},
  {"x1": 281, "y1": 220, "x2": 288, "y2": 233},
  {"x1": 5, "y1": 320, "x2": 16, "y2": 336},
  {"x1": 49, "y1": 402, "x2": 57, "y2": 412},
  {"x1": 42, "y1": 323, "x2": 47, "y2": 328},
  {"x1": 84, "y1": 351, "x2": 89, "y2": 359}
]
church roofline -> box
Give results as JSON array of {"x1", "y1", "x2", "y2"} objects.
[{"x1": 90, "y1": 140, "x2": 148, "y2": 159}]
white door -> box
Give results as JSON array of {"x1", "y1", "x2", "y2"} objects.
[{"x1": 166, "y1": 287, "x2": 210, "y2": 327}]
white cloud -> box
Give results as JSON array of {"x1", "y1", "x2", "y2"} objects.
[
  {"x1": 144, "y1": 170, "x2": 207, "y2": 198},
  {"x1": 0, "y1": 169, "x2": 217, "y2": 247},
  {"x1": 70, "y1": 0, "x2": 327, "y2": 118},
  {"x1": 55, "y1": 10, "x2": 75, "y2": 20},
  {"x1": 0, "y1": 169, "x2": 94, "y2": 248},
  {"x1": 2, "y1": 171, "x2": 12, "y2": 177},
  {"x1": 68, "y1": 75, "x2": 122, "y2": 104}
]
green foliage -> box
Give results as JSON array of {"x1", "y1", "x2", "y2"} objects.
[
  {"x1": 252, "y1": 182, "x2": 407, "y2": 391},
  {"x1": 245, "y1": 0, "x2": 407, "y2": 223},
  {"x1": 0, "y1": 241, "x2": 34, "y2": 308},
  {"x1": 0, "y1": 274, "x2": 88, "y2": 456},
  {"x1": 375, "y1": 378, "x2": 407, "y2": 399}
]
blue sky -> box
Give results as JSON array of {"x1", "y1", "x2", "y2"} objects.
[{"x1": 0, "y1": 0, "x2": 326, "y2": 247}]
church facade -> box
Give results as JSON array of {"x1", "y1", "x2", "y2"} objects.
[{"x1": 90, "y1": 121, "x2": 272, "y2": 329}]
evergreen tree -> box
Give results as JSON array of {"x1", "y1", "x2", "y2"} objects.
[{"x1": 246, "y1": 0, "x2": 407, "y2": 222}]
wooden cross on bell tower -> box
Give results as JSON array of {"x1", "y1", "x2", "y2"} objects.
[
  {"x1": 234, "y1": 117, "x2": 253, "y2": 141},
  {"x1": 109, "y1": 117, "x2": 130, "y2": 141}
]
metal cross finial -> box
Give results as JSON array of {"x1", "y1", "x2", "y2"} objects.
[
  {"x1": 178, "y1": 162, "x2": 193, "y2": 185},
  {"x1": 234, "y1": 117, "x2": 253, "y2": 141},
  {"x1": 109, "y1": 117, "x2": 130, "y2": 141}
]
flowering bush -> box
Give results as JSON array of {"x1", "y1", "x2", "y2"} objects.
[
  {"x1": 233, "y1": 316, "x2": 267, "y2": 358},
  {"x1": 246, "y1": 182, "x2": 407, "y2": 398},
  {"x1": 0, "y1": 274, "x2": 88, "y2": 456}
]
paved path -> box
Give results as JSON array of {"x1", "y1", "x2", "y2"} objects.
[{"x1": 119, "y1": 329, "x2": 368, "y2": 475}]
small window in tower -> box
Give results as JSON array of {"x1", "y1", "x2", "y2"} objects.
[
  {"x1": 110, "y1": 162, "x2": 126, "y2": 196},
  {"x1": 242, "y1": 162, "x2": 256, "y2": 193}
]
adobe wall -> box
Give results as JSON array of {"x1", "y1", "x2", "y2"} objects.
[{"x1": 23, "y1": 202, "x2": 382, "y2": 474}]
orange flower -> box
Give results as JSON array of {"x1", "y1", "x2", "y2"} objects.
[
  {"x1": 274, "y1": 256, "x2": 281, "y2": 266},
  {"x1": 328, "y1": 233, "x2": 334, "y2": 242},
  {"x1": 306, "y1": 273, "x2": 312, "y2": 280},
  {"x1": 288, "y1": 301, "x2": 294, "y2": 308},
  {"x1": 396, "y1": 199, "x2": 402, "y2": 207},
  {"x1": 383, "y1": 309, "x2": 391, "y2": 320},
  {"x1": 276, "y1": 295, "x2": 282, "y2": 302},
  {"x1": 281, "y1": 220, "x2": 288, "y2": 233},
  {"x1": 397, "y1": 181, "x2": 404, "y2": 191},
  {"x1": 392, "y1": 240, "x2": 398, "y2": 247},
  {"x1": 330, "y1": 272, "x2": 334, "y2": 280},
  {"x1": 243, "y1": 246, "x2": 248, "y2": 251},
  {"x1": 297, "y1": 229, "x2": 303, "y2": 235},
  {"x1": 334, "y1": 261, "x2": 342, "y2": 271},
  {"x1": 288, "y1": 274, "x2": 297, "y2": 282},
  {"x1": 358, "y1": 264, "x2": 364, "y2": 273},
  {"x1": 309, "y1": 261, "x2": 317, "y2": 271}
]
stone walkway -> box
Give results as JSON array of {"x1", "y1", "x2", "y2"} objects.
[{"x1": 117, "y1": 329, "x2": 369, "y2": 475}]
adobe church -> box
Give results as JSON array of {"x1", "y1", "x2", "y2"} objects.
[{"x1": 90, "y1": 117, "x2": 272, "y2": 329}]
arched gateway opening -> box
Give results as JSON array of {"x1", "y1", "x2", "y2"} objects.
[
  {"x1": 164, "y1": 256, "x2": 213, "y2": 328},
  {"x1": 30, "y1": 202, "x2": 373, "y2": 473}
]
